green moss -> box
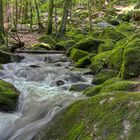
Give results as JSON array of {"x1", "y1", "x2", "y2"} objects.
[
  {"x1": 57, "y1": 40, "x2": 76, "y2": 50},
  {"x1": 70, "y1": 37, "x2": 103, "y2": 53},
  {"x1": 98, "y1": 27, "x2": 126, "y2": 41},
  {"x1": 98, "y1": 39, "x2": 115, "y2": 53},
  {"x1": 70, "y1": 48, "x2": 89, "y2": 62},
  {"x1": 120, "y1": 38, "x2": 140, "y2": 79},
  {"x1": 116, "y1": 22, "x2": 135, "y2": 36},
  {"x1": 31, "y1": 43, "x2": 53, "y2": 50},
  {"x1": 90, "y1": 50, "x2": 111, "y2": 73},
  {"x1": 76, "y1": 55, "x2": 92, "y2": 68},
  {"x1": 92, "y1": 69, "x2": 117, "y2": 85},
  {"x1": 0, "y1": 80, "x2": 20, "y2": 112},
  {"x1": 36, "y1": 91, "x2": 140, "y2": 140},
  {"x1": 38, "y1": 35, "x2": 56, "y2": 47},
  {"x1": 100, "y1": 80, "x2": 140, "y2": 94}
]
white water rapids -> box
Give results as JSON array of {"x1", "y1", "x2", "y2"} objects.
[{"x1": 0, "y1": 54, "x2": 92, "y2": 140}]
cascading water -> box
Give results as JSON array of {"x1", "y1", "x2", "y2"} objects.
[{"x1": 0, "y1": 53, "x2": 92, "y2": 140}]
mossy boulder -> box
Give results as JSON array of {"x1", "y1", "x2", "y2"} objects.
[
  {"x1": 70, "y1": 48, "x2": 89, "y2": 62},
  {"x1": 31, "y1": 43, "x2": 53, "y2": 50},
  {"x1": 38, "y1": 35, "x2": 56, "y2": 49},
  {"x1": 98, "y1": 39, "x2": 115, "y2": 53},
  {"x1": 84, "y1": 78, "x2": 121, "y2": 96},
  {"x1": 90, "y1": 50, "x2": 111, "y2": 73},
  {"x1": 71, "y1": 37, "x2": 103, "y2": 53},
  {"x1": 116, "y1": 22, "x2": 135, "y2": 36},
  {"x1": 57, "y1": 40, "x2": 76, "y2": 50},
  {"x1": 76, "y1": 55, "x2": 92, "y2": 68},
  {"x1": 0, "y1": 50, "x2": 24, "y2": 64},
  {"x1": 98, "y1": 27, "x2": 126, "y2": 41},
  {"x1": 0, "y1": 80, "x2": 20, "y2": 112},
  {"x1": 92, "y1": 69, "x2": 117, "y2": 85},
  {"x1": 120, "y1": 38, "x2": 140, "y2": 79},
  {"x1": 35, "y1": 91, "x2": 140, "y2": 140},
  {"x1": 84, "y1": 78, "x2": 140, "y2": 97}
]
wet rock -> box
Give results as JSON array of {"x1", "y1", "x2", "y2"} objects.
[
  {"x1": 0, "y1": 80, "x2": 20, "y2": 112},
  {"x1": 30, "y1": 65, "x2": 41, "y2": 68},
  {"x1": 56, "y1": 80, "x2": 65, "y2": 86},
  {"x1": 70, "y1": 83, "x2": 92, "y2": 92}
]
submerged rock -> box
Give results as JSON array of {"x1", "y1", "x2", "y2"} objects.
[{"x1": 0, "y1": 80, "x2": 20, "y2": 112}]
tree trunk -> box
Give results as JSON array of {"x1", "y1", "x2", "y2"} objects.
[
  {"x1": 58, "y1": 0, "x2": 72, "y2": 37},
  {"x1": 47, "y1": 0, "x2": 54, "y2": 35},
  {"x1": 0, "y1": 0, "x2": 5, "y2": 44}
]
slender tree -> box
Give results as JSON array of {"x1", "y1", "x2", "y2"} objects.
[
  {"x1": 0, "y1": 0, "x2": 5, "y2": 44},
  {"x1": 47, "y1": 0, "x2": 54, "y2": 35},
  {"x1": 58, "y1": 0, "x2": 72, "y2": 37}
]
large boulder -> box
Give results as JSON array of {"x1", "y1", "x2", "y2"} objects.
[
  {"x1": 0, "y1": 80, "x2": 20, "y2": 112},
  {"x1": 71, "y1": 37, "x2": 103, "y2": 53},
  {"x1": 34, "y1": 90, "x2": 140, "y2": 140},
  {"x1": 83, "y1": 78, "x2": 140, "y2": 97}
]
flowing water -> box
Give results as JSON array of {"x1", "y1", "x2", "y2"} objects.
[{"x1": 0, "y1": 53, "x2": 92, "y2": 140}]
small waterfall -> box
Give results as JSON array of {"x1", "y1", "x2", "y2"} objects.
[{"x1": 0, "y1": 54, "x2": 91, "y2": 140}]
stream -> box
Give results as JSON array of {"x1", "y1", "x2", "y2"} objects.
[{"x1": 0, "y1": 53, "x2": 92, "y2": 140}]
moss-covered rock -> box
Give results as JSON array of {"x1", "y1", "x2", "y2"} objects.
[
  {"x1": 35, "y1": 91, "x2": 140, "y2": 140},
  {"x1": 98, "y1": 39, "x2": 115, "y2": 53},
  {"x1": 39, "y1": 35, "x2": 56, "y2": 45},
  {"x1": 57, "y1": 40, "x2": 76, "y2": 50},
  {"x1": 120, "y1": 38, "x2": 140, "y2": 79},
  {"x1": 0, "y1": 50, "x2": 24, "y2": 64},
  {"x1": 84, "y1": 78, "x2": 140, "y2": 97},
  {"x1": 90, "y1": 50, "x2": 111, "y2": 73},
  {"x1": 70, "y1": 48, "x2": 89, "y2": 62},
  {"x1": 98, "y1": 27, "x2": 126, "y2": 41},
  {"x1": 92, "y1": 69, "x2": 117, "y2": 85},
  {"x1": 76, "y1": 55, "x2": 92, "y2": 68},
  {"x1": 71, "y1": 37, "x2": 103, "y2": 53},
  {"x1": 83, "y1": 78, "x2": 121, "y2": 96},
  {"x1": 116, "y1": 22, "x2": 135, "y2": 36},
  {"x1": 0, "y1": 80, "x2": 20, "y2": 112},
  {"x1": 31, "y1": 43, "x2": 53, "y2": 50},
  {"x1": 69, "y1": 83, "x2": 92, "y2": 92}
]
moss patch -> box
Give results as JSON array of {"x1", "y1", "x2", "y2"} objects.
[
  {"x1": 35, "y1": 91, "x2": 140, "y2": 140},
  {"x1": 70, "y1": 48, "x2": 90, "y2": 62},
  {"x1": 0, "y1": 80, "x2": 20, "y2": 112}
]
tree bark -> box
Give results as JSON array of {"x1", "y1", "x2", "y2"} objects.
[{"x1": 0, "y1": 0, "x2": 5, "y2": 44}]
